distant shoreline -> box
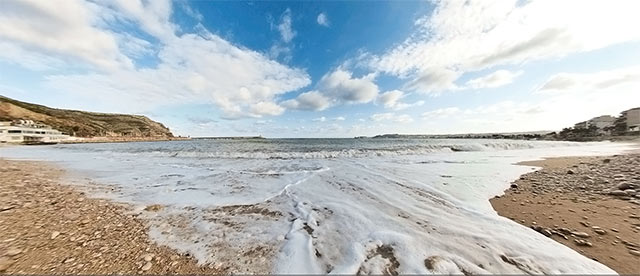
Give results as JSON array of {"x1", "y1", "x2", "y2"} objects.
[{"x1": 60, "y1": 136, "x2": 190, "y2": 144}]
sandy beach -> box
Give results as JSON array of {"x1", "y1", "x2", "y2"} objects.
[
  {"x1": 491, "y1": 153, "x2": 640, "y2": 274},
  {"x1": 0, "y1": 158, "x2": 224, "y2": 274}
]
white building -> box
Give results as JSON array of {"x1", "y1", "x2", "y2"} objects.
[
  {"x1": 622, "y1": 107, "x2": 640, "y2": 132},
  {"x1": 0, "y1": 120, "x2": 70, "y2": 144},
  {"x1": 587, "y1": 115, "x2": 616, "y2": 129}
]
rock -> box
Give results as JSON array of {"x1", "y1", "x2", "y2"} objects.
[
  {"x1": 611, "y1": 228, "x2": 619, "y2": 232},
  {"x1": 142, "y1": 254, "x2": 154, "y2": 262},
  {"x1": 567, "y1": 170, "x2": 575, "y2": 175},
  {"x1": 574, "y1": 239, "x2": 593, "y2": 247},
  {"x1": 617, "y1": 182, "x2": 633, "y2": 190},
  {"x1": 625, "y1": 189, "x2": 636, "y2": 195},
  {"x1": 50, "y1": 231, "x2": 61, "y2": 240},
  {"x1": 5, "y1": 248, "x2": 22, "y2": 257},
  {"x1": 541, "y1": 229, "x2": 552, "y2": 237},
  {"x1": 630, "y1": 250, "x2": 640, "y2": 257},
  {"x1": 144, "y1": 204, "x2": 163, "y2": 212},
  {"x1": 603, "y1": 158, "x2": 611, "y2": 163},
  {"x1": 609, "y1": 190, "x2": 627, "y2": 196},
  {"x1": 571, "y1": 231, "x2": 590, "y2": 238},
  {"x1": 510, "y1": 184, "x2": 518, "y2": 189},
  {"x1": 141, "y1": 262, "x2": 152, "y2": 271},
  {"x1": 0, "y1": 257, "x2": 14, "y2": 272},
  {"x1": 594, "y1": 229, "x2": 606, "y2": 235}
]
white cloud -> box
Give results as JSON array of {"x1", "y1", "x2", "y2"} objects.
[
  {"x1": 317, "y1": 13, "x2": 330, "y2": 27},
  {"x1": 370, "y1": 0, "x2": 640, "y2": 95},
  {"x1": 249, "y1": 102, "x2": 284, "y2": 117},
  {"x1": 370, "y1": 113, "x2": 413, "y2": 123},
  {"x1": 278, "y1": 8, "x2": 296, "y2": 43},
  {"x1": 422, "y1": 107, "x2": 461, "y2": 119},
  {"x1": 377, "y1": 90, "x2": 424, "y2": 110},
  {"x1": 538, "y1": 66, "x2": 640, "y2": 93},
  {"x1": 0, "y1": 0, "x2": 311, "y2": 118},
  {"x1": 0, "y1": 0, "x2": 133, "y2": 71},
  {"x1": 418, "y1": 66, "x2": 640, "y2": 133},
  {"x1": 333, "y1": 116, "x2": 346, "y2": 121},
  {"x1": 312, "y1": 116, "x2": 327, "y2": 122},
  {"x1": 318, "y1": 69, "x2": 379, "y2": 104},
  {"x1": 465, "y1": 69, "x2": 523, "y2": 89},
  {"x1": 378, "y1": 90, "x2": 403, "y2": 108},
  {"x1": 281, "y1": 91, "x2": 331, "y2": 111}
]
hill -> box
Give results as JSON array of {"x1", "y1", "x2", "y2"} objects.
[{"x1": 0, "y1": 95, "x2": 173, "y2": 138}]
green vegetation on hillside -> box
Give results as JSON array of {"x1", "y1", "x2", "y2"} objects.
[{"x1": 0, "y1": 95, "x2": 173, "y2": 138}]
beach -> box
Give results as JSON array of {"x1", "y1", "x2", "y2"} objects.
[
  {"x1": 491, "y1": 153, "x2": 640, "y2": 274},
  {"x1": 0, "y1": 139, "x2": 634, "y2": 274},
  {"x1": 0, "y1": 159, "x2": 224, "y2": 274}
]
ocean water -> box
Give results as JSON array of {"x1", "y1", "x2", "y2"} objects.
[{"x1": 0, "y1": 138, "x2": 633, "y2": 274}]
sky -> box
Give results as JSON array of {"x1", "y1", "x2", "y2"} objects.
[{"x1": 1, "y1": 0, "x2": 640, "y2": 138}]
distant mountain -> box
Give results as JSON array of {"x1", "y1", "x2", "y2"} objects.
[{"x1": 0, "y1": 95, "x2": 173, "y2": 138}]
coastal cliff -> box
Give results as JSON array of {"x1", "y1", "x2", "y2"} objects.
[{"x1": 0, "y1": 95, "x2": 173, "y2": 138}]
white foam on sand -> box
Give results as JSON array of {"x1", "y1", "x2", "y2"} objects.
[{"x1": 0, "y1": 140, "x2": 633, "y2": 274}]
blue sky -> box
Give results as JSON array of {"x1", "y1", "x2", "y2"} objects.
[{"x1": 1, "y1": 0, "x2": 640, "y2": 137}]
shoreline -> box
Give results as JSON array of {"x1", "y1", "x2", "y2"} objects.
[
  {"x1": 1, "y1": 143, "x2": 638, "y2": 274},
  {"x1": 490, "y1": 153, "x2": 640, "y2": 274},
  {"x1": 0, "y1": 158, "x2": 223, "y2": 274}
]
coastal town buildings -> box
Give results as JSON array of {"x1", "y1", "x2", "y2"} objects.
[
  {"x1": 0, "y1": 120, "x2": 70, "y2": 144},
  {"x1": 621, "y1": 107, "x2": 640, "y2": 132},
  {"x1": 587, "y1": 115, "x2": 616, "y2": 130}
]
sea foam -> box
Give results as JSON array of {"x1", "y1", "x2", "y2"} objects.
[{"x1": 0, "y1": 139, "x2": 632, "y2": 274}]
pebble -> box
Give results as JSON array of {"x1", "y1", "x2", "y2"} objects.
[
  {"x1": 609, "y1": 190, "x2": 627, "y2": 196},
  {"x1": 141, "y1": 262, "x2": 152, "y2": 271},
  {"x1": 574, "y1": 239, "x2": 593, "y2": 247},
  {"x1": 594, "y1": 229, "x2": 606, "y2": 235},
  {"x1": 0, "y1": 257, "x2": 14, "y2": 272},
  {"x1": 142, "y1": 254, "x2": 154, "y2": 262},
  {"x1": 572, "y1": 231, "x2": 590, "y2": 238},
  {"x1": 630, "y1": 250, "x2": 640, "y2": 257},
  {"x1": 51, "y1": 231, "x2": 61, "y2": 240},
  {"x1": 5, "y1": 248, "x2": 22, "y2": 257}
]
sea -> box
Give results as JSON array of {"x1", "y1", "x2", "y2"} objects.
[{"x1": 0, "y1": 138, "x2": 634, "y2": 274}]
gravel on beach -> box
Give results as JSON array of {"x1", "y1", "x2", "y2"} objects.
[
  {"x1": 491, "y1": 153, "x2": 640, "y2": 274},
  {"x1": 0, "y1": 159, "x2": 224, "y2": 274}
]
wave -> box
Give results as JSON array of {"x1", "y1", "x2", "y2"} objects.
[{"x1": 58, "y1": 140, "x2": 584, "y2": 160}]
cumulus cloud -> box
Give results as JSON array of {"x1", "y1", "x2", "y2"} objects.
[
  {"x1": 282, "y1": 68, "x2": 379, "y2": 112},
  {"x1": 312, "y1": 116, "x2": 327, "y2": 122},
  {"x1": 0, "y1": 0, "x2": 311, "y2": 118},
  {"x1": 318, "y1": 69, "x2": 379, "y2": 104},
  {"x1": 281, "y1": 91, "x2": 331, "y2": 111},
  {"x1": 370, "y1": 113, "x2": 413, "y2": 123},
  {"x1": 465, "y1": 70, "x2": 523, "y2": 89},
  {"x1": 369, "y1": 0, "x2": 640, "y2": 95},
  {"x1": 278, "y1": 8, "x2": 296, "y2": 43},
  {"x1": 0, "y1": 0, "x2": 132, "y2": 71},
  {"x1": 377, "y1": 90, "x2": 424, "y2": 110},
  {"x1": 333, "y1": 116, "x2": 346, "y2": 121},
  {"x1": 317, "y1": 13, "x2": 330, "y2": 27}
]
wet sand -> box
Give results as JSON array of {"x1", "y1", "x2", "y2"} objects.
[
  {"x1": 491, "y1": 154, "x2": 640, "y2": 274},
  {"x1": 0, "y1": 158, "x2": 223, "y2": 274}
]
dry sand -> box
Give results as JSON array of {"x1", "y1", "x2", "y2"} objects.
[
  {"x1": 0, "y1": 158, "x2": 224, "y2": 274},
  {"x1": 491, "y1": 154, "x2": 640, "y2": 274}
]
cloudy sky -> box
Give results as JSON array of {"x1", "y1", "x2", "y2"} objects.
[{"x1": 1, "y1": 0, "x2": 639, "y2": 137}]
